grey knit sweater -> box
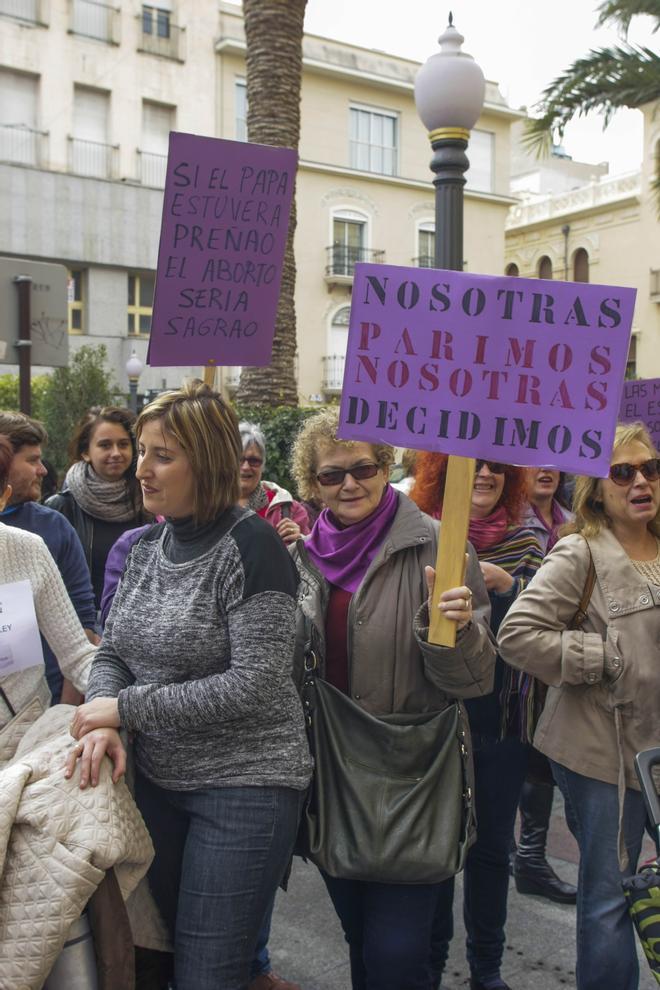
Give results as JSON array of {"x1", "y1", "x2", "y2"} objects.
[{"x1": 86, "y1": 508, "x2": 312, "y2": 791}]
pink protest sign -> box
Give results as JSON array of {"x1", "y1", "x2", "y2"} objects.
[
  {"x1": 619, "y1": 378, "x2": 660, "y2": 449},
  {"x1": 148, "y1": 132, "x2": 296, "y2": 367},
  {"x1": 338, "y1": 264, "x2": 636, "y2": 478}
]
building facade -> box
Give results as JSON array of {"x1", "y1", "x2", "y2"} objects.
[
  {"x1": 505, "y1": 103, "x2": 660, "y2": 380},
  {"x1": 0, "y1": 0, "x2": 520, "y2": 401}
]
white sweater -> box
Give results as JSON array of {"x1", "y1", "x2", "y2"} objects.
[{"x1": 0, "y1": 523, "x2": 95, "y2": 732}]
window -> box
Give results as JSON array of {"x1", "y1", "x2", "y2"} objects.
[
  {"x1": 626, "y1": 335, "x2": 637, "y2": 379},
  {"x1": 416, "y1": 224, "x2": 435, "y2": 268},
  {"x1": 505, "y1": 263, "x2": 519, "y2": 277},
  {"x1": 349, "y1": 106, "x2": 397, "y2": 176},
  {"x1": 71, "y1": 0, "x2": 116, "y2": 43},
  {"x1": 140, "y1": 100, "x2": 173, "y2": 185},
  {"x1": 71, "y1": 86, "x2": 112, "y2": 178},
  {"x1": 235, "y1": 79, "x2": 247, "y2": 142},
  {"x1": 0, "y1": 68, "x2": 39, "y2": 165},
  {"x1": 67, "y1": 269, "x2": 84, "y2": 333},
  {"x1": 466, "y1": 129, "x2": 494, "y2": 193},
  {"x1": 0, "y1": 1, "x2": 40, "y2": 25},
  {"x1": 332, "y1": 215, "x2": 365, "y2": 276},
  {"x1": 142, "y1": 2, "x2": 170, "y2": 38},
  {"x1": 538, "y1": 256, "x2": 553, "y2": 280},
  {"x1": 127, "y1": 273, "x2": 155, "y2": 335},
  {"x1": 573, "y1": 248, "x2": 589, "y2": 283},
  {"x1": 329, "y1": 305, "x2": 351, "y2": 355}
]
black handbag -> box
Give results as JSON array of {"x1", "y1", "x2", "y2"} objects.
[{"x1": 299, "y1": 649, "x2": 476, "y2": 884}]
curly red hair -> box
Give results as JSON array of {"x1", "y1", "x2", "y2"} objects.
[{"x1": 410, "y1": 452, "x2": 528, "y2": 525}]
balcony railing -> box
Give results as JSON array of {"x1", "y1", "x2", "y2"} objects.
[
  {"x1": 69, "y1": 0, "x2": 120, "y2": 43},
  {"x1": 322, "y1": 355, "x2": 346, "y2": 394},
  {"x1": 651, "y1": 269, "x2": 660, "y2": 302},
  {"x1": 68, "y1": 136, "x2": 118, "y2": 179},
  {"x1": 413, "y1": 255, "x2": 435, "y2": 269},
  {"x1": 325, "y1": 245, "x2": 385, "y2": 281},
  {"x1": 137, "y1": 15, "x2": 185, "y2": 60},
  {"x1": 0, "y1": 0, "x2": 47, "y2": 25},
  {"x1": 137, "y1": 149, "x2": 167, "y2": 187},
  {"x1": 0, "y1": 123, "x2": 48, "y2": 166}
]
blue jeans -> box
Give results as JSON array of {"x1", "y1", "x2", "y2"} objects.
[
  {"x1": 250, "y1": 895, "x2": 275, "y2": 979},
  {"x1": 135, "y1": 772, "x2": 301, "y2": 990},
  {"x1": 322, "y1": 871, "x2": 442, "y2": 990},
  {"x1": 550, "y1": 760, "x2": 648, "y2": 990},
  {"x1": 431, "y1": 734, "x2": 529, "y2": 984}
]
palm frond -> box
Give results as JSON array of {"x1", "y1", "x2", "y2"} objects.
[
  {"x1": 596, "y1": 0, "x2": 660, "y2": 33},
  {"x1": 523, "y1": 43, "x2": 660, "y2": 155}
]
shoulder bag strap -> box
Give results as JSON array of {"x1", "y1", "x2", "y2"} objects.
[{"x1": 568, "y1": 541, "x2": 596, "y2": 630}]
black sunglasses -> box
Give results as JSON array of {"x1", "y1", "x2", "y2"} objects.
[
  {"x1": 475, "y1": 459, "x2": 506, "y2": 475},
  {"x1": 316, "y1": 463, "x2": 380, "y2": 487},
  {"x1": 608, "y1": 458, "x2": 660, "y2": 487},
  {"x1": 240, "y1": 455, "x2": 263, "y2": 468}
]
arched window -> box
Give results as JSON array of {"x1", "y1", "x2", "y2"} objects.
[
  {"x1": 329, "y1": 305, "x2": 351, "y2": 355},
  {"x1": 538, "y1": 256, "x2": 553, "y2": 279},
  {"x1": 505, "y1": 263, "x2": 519, "y2": 277},
  {"x1": 573, "y1": 248, "x2": 589, "y2": 283}
]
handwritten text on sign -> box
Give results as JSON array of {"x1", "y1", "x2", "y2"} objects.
[
  {"x1": 338, "y1": 265, "x2": 636, "y2": 477},
  {"x1": 148, "y1": 132, "x2": 296, "y2": 367},
  {"x1": 619, "y1": 377, "x2": 660, "y2": 449},
  {"x1": 0, "y1": 579, "x2": 44, "y2": 676}
]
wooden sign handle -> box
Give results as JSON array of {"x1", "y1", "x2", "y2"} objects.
[
  {"x1": 429, "y1": 455, "x2": 476, "y2": 648},
  {"x1": 203, "y1": 364, "x2": 216, "y2": 387}
]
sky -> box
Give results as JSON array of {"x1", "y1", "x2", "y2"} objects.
[{"x1": 302, "y1": 0, "x2": 658, "y2": 176}]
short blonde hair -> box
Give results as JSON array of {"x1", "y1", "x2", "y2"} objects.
[
  {"x1": 565, "y1": 421, "x2": 660, "y2": 539},
  {"x1": 291, "y1": 407, "x2": 395, "y2": 502},
  {"x1": 136, "y1": 379, "x2": 241, "y2": 524}
]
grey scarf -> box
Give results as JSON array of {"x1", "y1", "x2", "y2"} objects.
[
  {"x1": 64, "y1": 460, "x2": 138, "y2": 522},
  {"x1": 246, "y1": 483, "x2": 269, "y2": 513}
]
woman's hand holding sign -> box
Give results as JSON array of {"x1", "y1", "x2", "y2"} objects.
[{"x1": 425, "y1": 562, "x2": 473, "y2": 631}]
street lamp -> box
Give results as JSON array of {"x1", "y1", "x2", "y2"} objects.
[
  {"x1": 125, "y1": 350, "x2": 144, "y2": 414},
  {"x1": 414, "y1": 13, "x2": 485, "y2": 270}
]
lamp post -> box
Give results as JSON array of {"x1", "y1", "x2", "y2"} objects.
[
  {"x1": 414, "y1": 17, "x2": 485, "y2": 647},
  {"x1": 125, "y1": 350, "x2": 144, "y2": 415},
  {"x1": 414, "y1": 13, "x2": 485, "y2": 271}
]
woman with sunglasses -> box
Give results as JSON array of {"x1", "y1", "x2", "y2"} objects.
[
  {"x1": 238, "y1": 422, "x2": 310, "y2": 546},
  {"x1": 498, "y1": 422, "x2": 660, "y2": 990},
  {"x1": 411, "y1": 454, "x2": 543, "y2": 990},
  {"x1": 289, "y1": 409, "x2": 496, "y2": 990}
]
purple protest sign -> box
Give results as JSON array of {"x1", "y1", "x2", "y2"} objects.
[
  {"x1": 619, "y1": 378, "x2": 660, "y2": 450},
  {"x1": 338, "y1": 264, "x2": 636, "y2": 478},
  {"x1": 148, "y1": 132, "x2": 296, "y2": 367}
]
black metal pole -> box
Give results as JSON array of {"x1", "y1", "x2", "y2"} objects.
[
  {"x1": 13, "y1": 275, "x2": 33, "y2": 415},
  {"x1": 128, "y1": 380, "x2": 138, "y2": 415},
  {"x1": 429, "y1": 127, "x2": 470, "y2": 272}
]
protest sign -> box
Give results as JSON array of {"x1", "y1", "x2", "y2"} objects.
[
  {"x1": 338, "y1": 264, "x2": 636, "y2": 478},
  {"x1": 0, "y1": 579, "x2": 44, "y2": 676},
  {"x1": 148, "y1": 132, "x2": 296, "y2": 368},
  {"x1": 619, "y1": 378, "x2": 660, "y2": 449}
]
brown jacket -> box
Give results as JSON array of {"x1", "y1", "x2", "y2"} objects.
[
  {"x1": 290, "y1": 493, "x2": 496, "y2": 714},
  {"x1": 498, "y1": 529, "x2": 660, "y2": 790}
]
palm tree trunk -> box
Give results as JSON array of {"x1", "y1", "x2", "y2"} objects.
[{"x1": 236, "y1": 0, "x2": 307, "y2": 408}]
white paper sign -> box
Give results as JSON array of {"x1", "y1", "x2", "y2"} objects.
[{"x1": 0, "y1": 580, "x2": 44, "y2": 676}]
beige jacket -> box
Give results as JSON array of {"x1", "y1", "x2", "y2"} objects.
[
  {"x1": 291, "y1": 492, "x2": 496, "y2": 713},
  {"x1": 0, "y1": 706, "x2": 153, "y2": 990},
  {"x1": 498, "y1": 529, "x2": 660, "y2": 791}
]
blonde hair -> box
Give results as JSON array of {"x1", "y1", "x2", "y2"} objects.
[
  {"x1": 291, "y1": 407, "x2": 395, "y2": 502},
  {"x1": 565, "y1": 421, "x2": 660, "y2": 539},
  {"x1": 136, "y1": 380, "x2": 241, "y2": 524}
]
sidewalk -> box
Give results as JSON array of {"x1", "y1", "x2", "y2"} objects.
[{"x1": 268, "y1": 795, "x2": 657, "y2": 989}]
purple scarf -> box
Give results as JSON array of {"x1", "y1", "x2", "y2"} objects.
[
  {"x1": 305, "y1": 484, "x2": 399, "y2": 592},
  {"x1": 532, "y1": 499, "x2": 565, "y2": 551}
]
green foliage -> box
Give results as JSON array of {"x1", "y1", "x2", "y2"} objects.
[
  {"x1": 40, "y1": 345, "x2": 119, "y2": 474},
  {"x1": 0, "y1": 374, "x2": 50, "y2": 422},
  {"x1": 233, "y1": 403, "x2": 321, "y2": 495}
]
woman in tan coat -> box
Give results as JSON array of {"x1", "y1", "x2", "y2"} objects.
[{"x1": 498, "y1": 422, "x2": 660, "y2": 990}]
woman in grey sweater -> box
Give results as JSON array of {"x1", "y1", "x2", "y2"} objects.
[{"x1": 67, "y1": 381, "x2": 312, "y2": 990}]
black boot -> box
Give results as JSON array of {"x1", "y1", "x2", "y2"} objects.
[{"x1": 514, "y1": 779, "x2": 577, "y2": 904}]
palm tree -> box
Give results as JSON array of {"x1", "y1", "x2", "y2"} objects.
[
  {"x1": 236, "y1": 0, "x2": 307, "y2": 408},
  {"x1": 524, "y1": 0, "x2": 660, "y2": 161}
]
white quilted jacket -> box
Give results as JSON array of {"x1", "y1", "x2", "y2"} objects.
[{"x1": 0, "y1": 706, "x2": 154, "y2": 990}]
